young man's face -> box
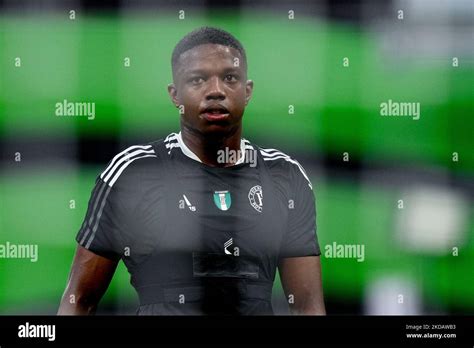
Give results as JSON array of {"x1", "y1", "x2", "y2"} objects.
[{"x1": 168, "y1": 43, "x2": 253, "y2": 136}]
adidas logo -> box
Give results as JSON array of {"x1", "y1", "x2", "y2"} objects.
[{"x1": 224, "y1": 238, "x2": 233, "y2": 255}]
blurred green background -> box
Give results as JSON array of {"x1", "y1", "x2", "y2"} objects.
[{"x1": 0, "y1": 5, "x2": 473, "y2": 314}]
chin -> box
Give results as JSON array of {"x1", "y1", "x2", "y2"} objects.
[{"x1": 200, "y1": 124, "x2": 239, "y2": 138}]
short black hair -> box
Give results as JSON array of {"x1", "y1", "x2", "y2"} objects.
[{"x1": 171, "y1": 26, "x2": 247, "y2": 75}]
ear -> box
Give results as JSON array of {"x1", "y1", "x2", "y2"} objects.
[
  {"x1": 168, "y1": 83, "x2": 180, "y2": 108},
  {"x1": 245, "y1": 80, "x2": 254, "y2": 105}
]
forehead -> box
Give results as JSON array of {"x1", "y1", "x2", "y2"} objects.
[{"x1": 176, "y1": 43, "x2": 244, "y2": 75}]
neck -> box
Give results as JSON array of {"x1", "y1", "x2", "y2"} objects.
[{"x1": 180, "y1": 125, "x2": 242, "y2": 167}]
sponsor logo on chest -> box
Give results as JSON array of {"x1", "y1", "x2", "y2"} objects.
[
  {"x1": 213, "y1": 190, "x2": 232, "y2": 211},
  {"x1": 182, "y1": 185, "x2": 264, "y2": 213}
]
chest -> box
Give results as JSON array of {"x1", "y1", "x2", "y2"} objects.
[{"x1": 138, "y1": 167, "x2": 289, "y2": 259}]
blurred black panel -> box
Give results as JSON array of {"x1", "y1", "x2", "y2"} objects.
[
  {"x1": 325, "y1": 297, "x2": 362, "y2": 315},
  {"x1": 0, "y1": 0, "x2": 79, "y2": 12},
  {"x1": 121, "y1": 0, "x2": 207, "y2": 11},
  {"x1": 81, "y1": 0, "x2": 120, "y2": 11},
  {"x1": 0, "y1": 138, "x2": 77, "y2": 167},
  {"x1": 326, "y1": 0, "x2": 393, "y2": 24},
  {"x1": 323, "y1": 151, "x2": 363, "y2": 180},
  {"x1": 77, "y1": 136, "x2": 120, "y2": 165},
  {"x1": 206, "y1": 0, "x2": 241, "y2": 9},
  {"x1": 326, "y1": 0, "x2": 364, "y2": 23}
]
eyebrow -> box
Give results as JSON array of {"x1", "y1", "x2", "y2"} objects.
[
  {"x1": 183, "y1": 67, "x2": 242, "y2": 76},
  {"x1": 184, "y1": 69, "x2": 207, "y2": 75}
]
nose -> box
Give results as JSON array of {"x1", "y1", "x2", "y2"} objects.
[{"x1": 205, "y1": 76, "x2": 225, "y2": 101}]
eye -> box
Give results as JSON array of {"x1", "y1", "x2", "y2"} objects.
[
  {"x1": 224, "y1": 74, "x2": 237, "y2": 82},
  {"x1": 189, "y1": 76, "x2": 204, "y2": 85}
]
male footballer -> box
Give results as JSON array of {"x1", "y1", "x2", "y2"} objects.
[{"x1": 58, "y1": 27, "x2": 325, "y2": 315}]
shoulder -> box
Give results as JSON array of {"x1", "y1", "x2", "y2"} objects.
[
  {"x1": 98, "y1": 131, "x2": 186, "y2": 188},
  {"x1": 256, "y1": 144, "x2": 313, "y2": 190},
  {"x1": 99, "y1": 142, "x2": 160, "y2": 188}
]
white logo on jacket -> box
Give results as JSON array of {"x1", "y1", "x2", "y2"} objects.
[{"x1": 248, "y1": 185, "x2": 263, "y2": 212}]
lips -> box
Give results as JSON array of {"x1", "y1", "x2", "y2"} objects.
[{"x1": 201, "y1": 105, "x2": 230, "y2": 121}]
